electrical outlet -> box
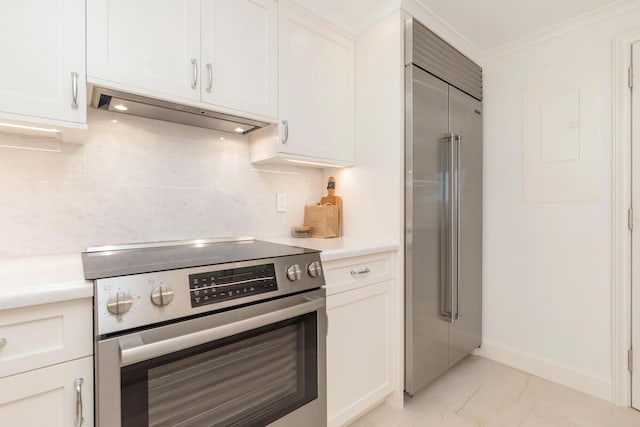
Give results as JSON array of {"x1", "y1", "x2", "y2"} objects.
[{"x1": 276, "y1": 193, "x2": 288, "y2": 212}]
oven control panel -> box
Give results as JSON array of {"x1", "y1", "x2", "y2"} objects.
[
  {"x1": 189, "y1": 263, "x2": 278, "y2": 308},
  {"x1": 94, "y1": 252, "x2": 324, "y2": 336}
]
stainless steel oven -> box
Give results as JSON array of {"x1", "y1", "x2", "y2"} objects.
[{"x1": 83, "y1": 238, "x2": 326, "y2": 427}]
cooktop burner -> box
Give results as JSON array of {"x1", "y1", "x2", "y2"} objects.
[{"x1": 82, "y1": 237, "x2": 318, "y2": 279}]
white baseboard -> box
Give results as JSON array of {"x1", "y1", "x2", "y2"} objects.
[
  {"x1": 328, "y1": 384, "x2": 392, "y2": 427},
  {"x1": 474, "y1": 339, "x2": 612, "y2": 402},
  {"x1": 385, "y1": 389, "x2": 404, "y2": 409}
]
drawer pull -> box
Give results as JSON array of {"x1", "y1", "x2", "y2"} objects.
[
  {"x1": 282, "y1": 120, "x2": 289, "y2": 143},
  {"x1": 205, "y1": 62, "x2": 213, "y2": 92},
  {"x1": 191, "y1": 58, "x2": 198, "y2": 89},
  {"x1": 74, "y1": 378, "x2": 84, "y2": 427},
  {"x1": 0, "y1": 337, "x2": 6, "y2": 348},
  {"x1": 350, "y1": 268, "x2": 371, "y2": 276},
  {"x1": 70, "y1": 72, "x2": 79, "y2": 109}
]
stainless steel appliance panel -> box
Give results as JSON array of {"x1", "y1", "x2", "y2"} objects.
[
  {"x1": 448, "y1": 86, "x2": 483, "y2": 367},
  {"x1": 405, "y1": 18, "x2": 483, "y2": 101},
  {"x1": 90, "y1": 86, "x2": 270, "y2": 134},
  {"x1": 96, "y1": 288, "x2": 326, "y2": 427},
  {"x1": 405, "y1": 17, "x2": 483, "y2": 395},
  {"x1": 94, "y1": 252, "x2": 323, "y2": 336},
  {"x1": 405, "y1": 65, "x2": 451, "y2": 396},
  {"x1": 91, "y1": 239, "x2": 327, "y2": 427}
]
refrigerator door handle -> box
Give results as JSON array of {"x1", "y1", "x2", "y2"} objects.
[
  {"x1": 439, "y1": 133, "x2": 457, "y2": 323},
  {"x1": 453, "y1": 133, "x2": 461, "y2": 321}
]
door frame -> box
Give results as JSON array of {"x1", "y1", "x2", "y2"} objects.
[{"x1": 613, "y1": 31, "x2": 640, "y2": 407}]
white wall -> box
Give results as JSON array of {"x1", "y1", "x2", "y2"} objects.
[
  {"x1": 479, "y1": 8, "x2": 640, "y2": 402},
  {"x1": 0, "y1": 109, "x2": 323, "y2": 258},
  {"x1": 324, "y1": 10, "x2": 406, "y2": 406},
  {"x1": 326, "y1": 11, "x2": 404, "y2": 243}
]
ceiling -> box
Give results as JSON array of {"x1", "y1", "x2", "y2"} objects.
[
  {"x1": 420, "y1": 0, "x2": 625, "y2": 52},
  {"x1": 291, "y1": 0, "x2": 627, "y2": 53}
]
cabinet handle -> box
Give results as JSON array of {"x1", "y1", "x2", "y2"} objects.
[
  {"x1": 282, "y1": 120, "x2": 289, "y2": 143},
  {"x1": 191, "y1": 59, "x2": 198, "y2": 89},
  {"x1": 205, "y1": 63, "x2": 213, "y2": 92},
  {"x1": 70, "y1": 72, "x2": 79, "y2": 109},
  {"x1": 0, "y1": 337, "x2": 6, "y2": 348},
  {"x1": 350, "y1": 268, "x2": 371, "y2": 276},
  {"x1": 74, "y1": 378, "x2": 84, "y2": 427}
]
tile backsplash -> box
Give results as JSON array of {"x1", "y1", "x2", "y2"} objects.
[{"x1": 0, "y1": 109, "x2": 323, "y2": 258}]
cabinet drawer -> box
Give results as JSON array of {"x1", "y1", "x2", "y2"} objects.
[
  {"x1": 323, "y1": 252, "x2": 393, "y2": 296},
  {"x1": 0, "y1": 356, "x2": 94, "y2": 427},
  {"x1": 0, "y1": 298, "x2": 92, "y2": 378}
]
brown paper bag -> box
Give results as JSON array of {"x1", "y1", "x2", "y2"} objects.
[{"x1": 304, "y1": 204, "x2": 340, "y2": 238}]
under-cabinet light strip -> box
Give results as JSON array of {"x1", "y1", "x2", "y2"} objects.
[{"x1": 283, "y1": 159, "x2": 345, "y2": 168}]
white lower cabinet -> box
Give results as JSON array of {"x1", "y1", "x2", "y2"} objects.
[
  {"x1": 325, "y1": 252, "x2": 395, "y2": 427},
  {"x1": 0, "y1": 356, "x2": 93, "y2": 427},
  {"x1": 0, "y1": 298, "x2": 94, "y2": 426}
]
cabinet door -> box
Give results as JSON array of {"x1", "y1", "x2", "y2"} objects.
[
  {"x1": 0, "y1": 0, "x2": 86, "y2": 125},
  {"x1": 0, "y1": 357, "x2": 94, "y2": 427},
  {"x1": 279, "y1": 2, "x2": 354, "y2": 162},
  {"x1": 88, "y1": 0, "x2": 200, "y2": 101},
  {"x1": 327, "y1": 281, "x2": 392, "y2": 427},
  {"x1": 201, "y1": 0, "x2": 277, "y2": 118}
]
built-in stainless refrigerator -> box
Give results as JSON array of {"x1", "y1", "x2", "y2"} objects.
[{"x1": 405, "y1": 18, "x2": 483, "y2": 396}]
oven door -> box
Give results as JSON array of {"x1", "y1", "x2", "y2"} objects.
[{"x1": 96, "y1": 289, "x2": 326, "y2": 427}]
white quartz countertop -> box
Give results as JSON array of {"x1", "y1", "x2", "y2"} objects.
[
  {"x1": 0, "y1": 254, "x2": 92, "y2": 311},
  {"x1": 0, "y1": 238, "x2": 398, "y2": 310},
  {"x1": 262, "y1": 237, "x2": 399, "y2": 261}
]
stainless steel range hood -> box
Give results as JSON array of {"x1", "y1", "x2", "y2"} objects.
[{"x1": 89, "y1": 86, "x2": 270, "y2": 134}]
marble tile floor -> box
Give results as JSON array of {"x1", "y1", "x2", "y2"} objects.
[{"x1": 348, "y1": 356, "x2": 640, "y2": 427}]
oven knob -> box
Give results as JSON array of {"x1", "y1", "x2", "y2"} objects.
[
  {"x1": 307, "y1": 261, "x2": 322, "y2": 278},
  {"x1": 286, "y1": 264, "x2": 302, "y2": 281},
  {"x1": 106, "y1": 291, "x2": 133, "y2": 315},
  {"x1": 151, "y1": 285, "x2": 174, "y2": 307}
]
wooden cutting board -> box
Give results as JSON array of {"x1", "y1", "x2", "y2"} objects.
[{"x1": 320, "y1": 176, "x2": 342, "y2": 236}]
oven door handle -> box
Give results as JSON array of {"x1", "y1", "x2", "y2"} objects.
[{"x1": 119, "y1": 295, "x2": 325, "y2": 366}]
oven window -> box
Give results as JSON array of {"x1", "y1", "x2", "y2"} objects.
[{"x1": 120, "y1": 313, "x2": 318, "y2": 427}]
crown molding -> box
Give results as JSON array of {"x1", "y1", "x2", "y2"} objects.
[
  {"x1": 401, "y1": 0, "x2": 484, "y2": 62},
  {"x1": 288, "y1": 0, "x2": 401, "y2": 35},
  {"x1": 352, "y1": 1, "x2": 403, "y2": 34},
  {"x1": 482, "y1": 0, "x2": 640, "y2": 63},
  {"x1": 288, "y1": 0, "x2": 640, "y2": 65}
]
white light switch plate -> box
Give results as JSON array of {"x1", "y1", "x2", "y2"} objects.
[{"x1": 276, "y1": 193, "x2": 288, "y2": 212}]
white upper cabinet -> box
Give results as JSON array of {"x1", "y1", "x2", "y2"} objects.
[
  {"x1": 279, "y1": 1, "x2": 354, "y2": 163},
  {"x1": 88, "y1": 0, "x2": 277, "y2": 119},
  {"x1": 0, "y1": 0, "x2": 86, "y2": 126},
  {"x1": 201, "y1": 0, "x2": 278, "y2": 118},
  {"x1": 250, "y1": 1, "x2": 355, "y2": 166},
  {"x1": 87, "y1": 0, "x2": 201, "y2": 102}
]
